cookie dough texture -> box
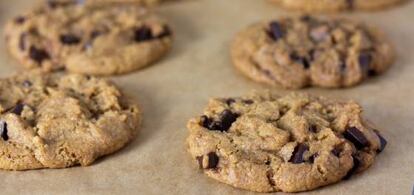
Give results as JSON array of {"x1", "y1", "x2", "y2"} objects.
[
  {"x1": 0, "y1": 71, "x2": 141, "y2": 170},
  {"x1": 231, "y1": 16, "x2": 394, "y2": 89},
  {"x1": 187, "y1": 92, "x2": 387, "y2": 192},
  {"x1": 270, "y1": 0, "x2": 406, "y2": 12},
  {"x1": 4, "y1": 1, "x2": 173, "y2": 75}
]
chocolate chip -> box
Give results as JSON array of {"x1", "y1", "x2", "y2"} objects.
[
  {"x1": 14, "y1": 16, "x2": 26, "y2": 24},
  {"x1": 0, "y1": 121, "x2": 9, "y2": 141},
  {"x1": 9, "y1": 103, "x2": 24, "y2": 115},
  {"x1": 269, "y1": 21, "x2": 284, "y2": 41},
  {"x1": 225, "y1": 98, "x2": 235, "y2": 105},
  {"x1": 218, "y1": 110, "x2": 239, "y2": 131},
  {"x1": 19, "y1": 33, "x2": 27, "y2": 51},
  {"x1": 289, "y1": 143, "x2": 309, "y2": 164},
  {"x1": 346, "y1": 0, "x2": 354, "y2": 10},
  {"x1": 206, "y1": 152, "x2": 219, "y2": 169},
  {"x1": 309, "y1": 125, "x2": 318, "y2": 133},
  {"x1": 29, "y1": 46, "x2": 50, "y2": 64},
  {"x1": 242, "y1": 99, "x2": 254, "y2": 105},
  {"x1": 368, "y1": 69, "x2": 377, "y2": 77},
  {"x1": 331, "y1": 147, "x2": 342, "y2": 157},
  {"x1": 358, "y1": 52, "x2": 372, "y2": 73},
  {"x1": 60, "y1": 34, "x2": 81, "y2": 45},
  {"x1": 290, "y1": 53, "x2": 310, "y2": 69},
  {"x1": 200, "y1": 110, "x2": 239, "y2": 132},
  {"x1": 343, "y1": 156, "x2": 359, "y2": 180},
  {"x1": 343, "y1": 127, "x2": 370, "y2": 150},
  {"x1": 300, "y1": 15, "x2": 312, "y2": 22},
  {"x1": 22, "y1": 80, "x2": 32, "y2": 87},
  {"x1": 134, "y1": 26, "x2": 153, "y2": 42},
  {"x1": 308, "y1": 153, "x2": 318, "y2": 163},
  {"x1": 266, "y1": 170, "x2": 276, "y2": 186},
  {"x1": 374, "y1": 130, "x2": 387, "y2": 153}
]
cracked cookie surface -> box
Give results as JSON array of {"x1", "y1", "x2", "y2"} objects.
[
  {"x1": 231, "y1": 15, "x2": 394, "y2": 89},
  {"x1": 187, "y1": 92, "x2": 387, "y2": 192},
  {"x1": 5, "y1": 1, "x2": 172, "y2": 75},
  {"x1": 269, "y1": 0, "x2": 406, "y2": 12},
  {"x1": 0, "y1": 71, "x2": 141, "y2": 170}
]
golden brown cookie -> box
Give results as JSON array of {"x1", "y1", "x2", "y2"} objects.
[
  {"x1": 231, "y1": 15, "x2": 394, "y2": 89},
  {"x1": 270, "y1": 0, "x2": 406, "y2": 12},
  {"x1": 4, "y1": 1, "x2": 173, "y2": 75},
  {"x1": 187, "y1": 92, "x2": 387, "y2": 193},
  {"x1": 0, "y1": 71, "x2": 141, "y2": 170}
]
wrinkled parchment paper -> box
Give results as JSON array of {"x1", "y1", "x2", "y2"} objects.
[{"x1": 0, "y1": 0, "x2": 413, "y2": 194}]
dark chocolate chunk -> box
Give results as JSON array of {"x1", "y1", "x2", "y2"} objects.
[
  {"x1": 368, "y1": 69, "x2": 377, "y2": 77},
  {"x1": 343, "y1": 127, "x2": 370, "y2": 149},
  {"x1": 289, "y1": 143, "x2": 309, "y2": 164},
  {"x1": 9, "y1": 103, "x2": 24, "y2": 115},
  {"x1": 266, "y1": 170, "x2": 276, "y2": 186},
  {"x1": 358, "y1": 52, "x2": 372, "y2": 73},
  {"x1": 225, "y1": 98, "x2": 235, "y2": 105},
  {"x1": 309, "y1": 125, "x2": 318, "y2": 133},
  {"x1": 343, "y1": 156, "x2": 360, "y2": 180},
  {"x1": 19, "y1": 33, "x2": 27, "y2": 51},
  {"x1": 374, "y1": 130, "x2": 387, "y2": 153},
  {"x1": 29, "y1": 46, "x2": 50, "y2": 64},
  {"x1": 60, "y1": 34, "x2": 81, "y2": 45},
  {"x1": 134, "y1": 26, "x2": 153, "y2": 42},
  {"x1": 242, "y1": 99, "x2": 254, "y2": 105},
  {"x1": 308, "y1": 153, "x2": 318, "y2": 163},
  {"x1": 217, "y1": 110, "x2": 239, "y2": 131},
  {"x1": 269, "y1": 21, "x2": 284, "y2": 41},
  {"x1": 331, "y1": 147, "x2": 342, "y2": 157},
  {"x1": 206, "y1": 152, "x2": 219, "y2": 169},
  {"x1": 290, "y1": 53, "x2": 310, "y2": 69},
  {"x1": 0, "y1": 121, "x2": 9, "y2": 141},
  {"x1": 14, "y1": 16, "x2": 26, "y2": 24}
]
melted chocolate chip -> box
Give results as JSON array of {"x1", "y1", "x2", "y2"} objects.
[
  {"x1": 269, "y1": 21, "x2": 284, "y2": 41},
  {"x1": 343, "y1": 156, "x2": 360, "y2": 180},
  {"x1": 206, "y1": 152, "x2": 219, "y2": 169},
  {"x1": 200, "y1": 110, "x2": 239, "y2": 132},
  {"x1": 289, "y1": 143, "x2": 309, "y2": 164},
  {"x1": 290, "y1": 53, "x2": 310, "y2": 69},
  {"x1": 225, "y1": 98, "x2": 235, "y2": 105},
  {"x1": 9, "y1": 103, "x2": 24, "y2": 115},
  {"x1": 242, "y1": 99, "x2": 254, "y2": 105},
  {"x1": 343, "y1": 127, "x2": 370, "y2": 149},
  {"x1": 60, "y1": 34, "x2": 81, "y2": 45},
  {"x1": 134, "y1": 26, "x2": 153, "y2": 42},
  {"x1": 29, "y1": 46, "x2": 50, "y2": 64},
  {"x1": 331, "y1": 147, "x2": 342, "y2": 157},
  {"x1": 309, "y1": 125, "x2": 318, "y2": 133},
  {"x1": 374, "y1": 130, "x2": 387, "y2": 153},
  {"x1": 308, "y1": 153, "x2": 318, "y2": 163},
  {"x1": 157, "y1": 26, "x2": 172, "y2": 39},
  {"x1": 0, "y1": 121, "x2": 9, "y2": 141},
  {"x1": 14, "y1": 16, "x2": 26, "y2": 24},
  {"x1": 358, "y1": 52, "x2": 372, "y2": 73}
]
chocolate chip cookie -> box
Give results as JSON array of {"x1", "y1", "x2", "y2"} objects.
[
  {"x1": 187, "y1": 92, "x2": 387, "y2": 192},
  {"x1": 231, "y1": 15, "x2": 394, "y2": 89},
  {"x1": 4, "y1": 1, "x2": 173, "y2": 75},
  {"x1": 0, "y1": 70, "x2": 141, "y2": 170},
  {"x1": 270, "y1": 0, "x2": 406, "y2": 12}
]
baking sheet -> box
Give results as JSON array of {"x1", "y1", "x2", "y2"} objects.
[{"x1": 0, "y1": 0, "x2": 413, "y2": 194}]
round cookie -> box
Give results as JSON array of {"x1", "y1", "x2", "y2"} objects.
[
  {"x1": 269, "y1": 0, "x2": 406, "y2": 12},
  {"x1": 231, "y1": 15, "x2": 394, "y2": 89},
  {"x1": 187, "y1": 92, "x2": 387, "y2": 193},
  {"x1": 0, "y1": 71, "x2": 141, "y2": 170},
  {"x1": 4, "y1": 1, "x2": 173, "y2": 75}
]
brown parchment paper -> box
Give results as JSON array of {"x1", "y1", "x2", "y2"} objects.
[{"x1": 0, "y1": 0, "x2": 413, "y2": 194}]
